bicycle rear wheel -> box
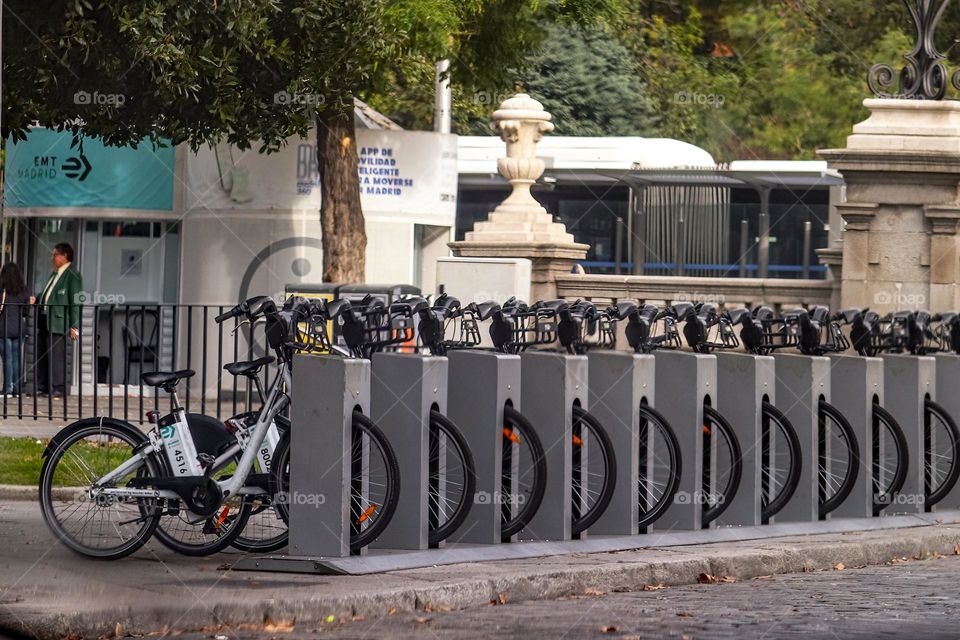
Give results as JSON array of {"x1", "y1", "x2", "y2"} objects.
[
  {"x1": 571, "y1": 406, "x2": 616, "y2": 536},
  {"x1": 270, "y1": 411, "x2": 400, "y2": 552},
  {"x1": 701, "y1": 406, "x2": 742, "y2": 526},
  {"x1": 428, "y1": 410, "x2": 477, "y2": 546},
  {"x1": 818, "y1": 400, "x2": 861, "y2": 518},
  {"x1": 39, "y1": 420, "x2": 161, "y2": 560},
  {"x1": 500, "y1": 406, "x2": 547, "y2": 539},
  {"x1": 872, "y1": 404, "x2": 908, "y2": 516},
  {"x1": 924, "y1": 400, "x2": 960, "y2": 508},
  {"x1": 637, "y1": 405, "x2": 682, "y2": 530},
  {"x1": 760, "y1": 402, "x2": 802, "y2": 522}
]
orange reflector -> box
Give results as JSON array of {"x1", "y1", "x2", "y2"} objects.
[
  {"x1": 503, "y1": 427, "x2": 521, "y2": 444},
  {"x1": 214, "y1": 506, "x2": 230, "y2": 529},
  {"x1": 357, "y1": 503, "x2": 378, "y2": 524},
  {"x1": 703, "y1": 425, "x2": 711, "y2": 435},
  {"x1": 572, "y1": 434, "x2": 584, "y2": 447}
]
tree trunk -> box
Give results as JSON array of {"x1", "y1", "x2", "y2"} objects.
[{"x1": 317, "y1": 106, "x2": 366, "y2": 283}]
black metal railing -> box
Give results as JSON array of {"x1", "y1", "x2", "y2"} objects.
[{"x1": 0, "y1": 303, "x2": 275, "y2": 423}]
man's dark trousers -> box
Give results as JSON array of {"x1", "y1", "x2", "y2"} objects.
[{"x1": 36, "y1": 315, "x2": 67, "y2": 395}]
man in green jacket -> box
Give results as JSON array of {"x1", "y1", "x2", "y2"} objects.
[{"x1": 32, "y1": 242, "x2": 82, "y2": 397}]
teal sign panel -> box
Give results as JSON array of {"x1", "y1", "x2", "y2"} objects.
[{"x1": 4, "y1": 128, "x2": 174, "y2": 211}]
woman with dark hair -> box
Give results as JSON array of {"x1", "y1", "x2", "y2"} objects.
[{"x1": 0, "y1": 263, "x2": 29, "y2": 395}]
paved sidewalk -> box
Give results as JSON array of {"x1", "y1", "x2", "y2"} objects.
[{"x1": 4, "y1": 500, "x2": 960, "y2": 639}]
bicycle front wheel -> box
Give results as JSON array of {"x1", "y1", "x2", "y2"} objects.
[
  {"x1": 39, "y1": 420, "x2": 161, "y2": 560},
  {"x1": 872, "y1": 404, "x2": 908, "y2": 516},
  {"x1": 428, "y1": 410, "x2": 477, "y2": 546},
  {"x1": 152, "y1": 460, "x2": 252, "y2": 557},
  {"x1": 232, "y1": 412, "x2": 289, "y2": 554},
  {"x1": 571, "y1": 406, "x2": 616, "y2": 536},
  {"x1": 637, "y1": 405, "x2": 682, "y2": 530},
  {"x1": 818, "y1": 400, "x2": 861, "y2": 518},
  {"x1": 500, "y1": 406, "x2": 547, "y2": 539},
  {"x1": 702, "y1": 406, "x2": 742, "y2": 527},
  {"x1": 924, "y1": 400, "x2": 960, "y2": 507},
  {"x1": 760, "y1": 402, "x2": 802, "y2": 522}
]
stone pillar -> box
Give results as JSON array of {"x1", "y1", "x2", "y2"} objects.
[
  {"x1": 449, "y1": 93, "x2": 588, "y2": 301},
  {"x1": 819, "y1": 99, "x2": 960, "y2": 314}
]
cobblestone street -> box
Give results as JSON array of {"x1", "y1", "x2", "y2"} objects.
[{"x1": 185, "y1": 555, "x2": 960, "y2": 640}]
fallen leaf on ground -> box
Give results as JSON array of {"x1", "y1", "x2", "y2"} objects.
[
  {"x1": 115, "y1": 623, "x2": 123, "y2": 638},
  {"x1": 583, "y1": 588, "x2": 606, "y2": 596},
  {"x1": 387, "y1": 607, "x2": 397, "y2": 616},
  {"x1": 834, "y1": 563, "x2": 845, "y2": 571},
  {"x1": 599, "y1": 625, "x2": 618, "y2": 633},
  {"x1": 414, "y1": 617, "x2": 431, "y2": 624},
  {"x1": 719, "y1": 576, "x2": 737, "y2": 583},
  {"x1": 697, "y1": 573, "x2": 716, "y2": 584},
  {"x1": 954, "y1": 543, "x2": 960, "y2": 555},
  {"x1": 752, "y1": 575, "x2": 772, "y2": 580},
  {"x1": 642, "y1": 583, "x2": 666, "y2": 591},
  {"x1": 263, "y1": 620, "x2": 294, "y2": 633},
  {"x1": 498, "y1": 593, "x2": 508, "y2": 605}
]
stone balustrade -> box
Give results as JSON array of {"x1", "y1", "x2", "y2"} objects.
[{"x1": 555, "y1": 274, "x2": 833, "y2": 312}]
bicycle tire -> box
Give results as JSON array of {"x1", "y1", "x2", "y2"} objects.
[
  {"x1": 231, "y1": 411, "x2": 290, "y2": 554},
  {"x1": 760, "y1": 401, "x2": 802, "y2": 522},
  {"x1": 872, "y1": 404, "x2": 908, "y2": 516},
  {"x1": 270, "y1": 411, "x2": 401, "y2": 552},
  {"x1": 637, "y1": 405, "x2": 682, "y2": 529},
  {"x1": 924, "y1": 399, "x2": 960, "y2": 508},
  {"x1": 428, "y1": 410, "x2": 477, "y2": 546},
  {"x1": 570, "y1": 406, "x2": 616, "y2": 535},
  {"x1": 39, "y1": 420, "x2": 161, "y2": 560},
  {"x1": 701, "y1": 406, "x2": 742, "y2": 526},
  {"x1": 500, "y1": 406, "x2": 548, "y2": 539},
  {"x1": 818, "y1": 400, "x2": 861, "y2": 518}
]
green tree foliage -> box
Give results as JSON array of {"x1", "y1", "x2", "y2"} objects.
[
  {"x1": 510, "y1": 24, "x2": 658, "y2": 137},
  {"x1": 3, "y1": 0, "x2": 620, "y2": 281},
  {"x1": 614, "y1": 0, "x2": 917, "y2": 161}
]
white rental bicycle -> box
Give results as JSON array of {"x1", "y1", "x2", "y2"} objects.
[{"x1": 39, "y1": 296, "x2": 399, "y2": 559}]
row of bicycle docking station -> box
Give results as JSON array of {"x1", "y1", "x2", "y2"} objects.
[{"x1": 269, "y1": 344, "x2": 960, "y2": 565}]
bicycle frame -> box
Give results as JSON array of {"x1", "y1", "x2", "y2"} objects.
[{"x1": 92, "y1": 361, "x2": 291, "y2": 507}]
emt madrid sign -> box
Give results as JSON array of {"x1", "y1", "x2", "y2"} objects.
[{"x1": 4, "y1": 128, "x2": 175, "y2": 211}]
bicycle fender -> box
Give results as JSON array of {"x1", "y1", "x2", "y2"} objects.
[{"x1": 42, "y1": 417, "x2": 147, "y2": 458}]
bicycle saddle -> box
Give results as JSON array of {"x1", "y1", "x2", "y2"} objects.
[
  {"x1": 434, "y1": 293, "x2": 461, "y2": 312},
  {"x1": 672, "y1": 302, "x2": 697, "y2": 321},
  {"x1": 501, "y1": 297, "x2": 529, "y2": 314},
  {"x1": 727, "y1": 308, "x2": 751, "y2": 325},
  {"x1": 324, "y1": 298, "x2": 355, "y2": 320},
  {"x1": 142, "y1": 369, "x2": 196, "y2": 391},
  {"x1": 474, "y1": 301, "x2": 501, "y2": 321},
  {"x1": 390, "y1": 297, "x2": 429, "y2": 315},
  {"x1": 537, "y1": 299, "x2": 569, "y2": 313},
  {"x1": 224, "y1": 355, "x2": 275, "y2": 377},
  {"x1": 752, "y1": 305, "x2": 776, "y2": 321},
  {"x1": 610, "y1": 301, "x2": 639, "y2": 320},
  {"x1": 809, "y1": 306, "x2": 831, "y2": 325}
]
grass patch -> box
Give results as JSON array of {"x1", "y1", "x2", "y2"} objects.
[
  {"x1": 0, "y1": 435, "x2": 134, "y2": 486},
  {"x1": 0, "y1": 436, "x2": 47, "y2": 485}
]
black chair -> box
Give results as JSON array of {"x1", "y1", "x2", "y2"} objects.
[{"x1": 122, "y1": 309, "x2": 159, "y2": 384}]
